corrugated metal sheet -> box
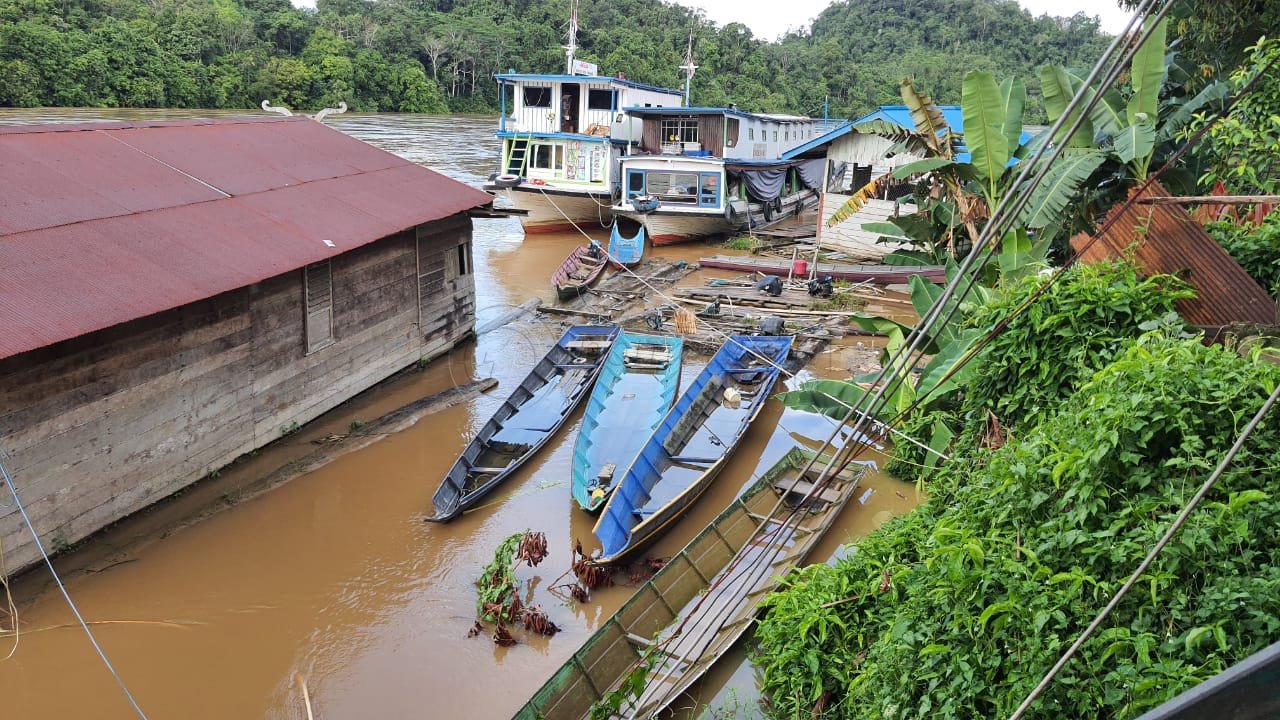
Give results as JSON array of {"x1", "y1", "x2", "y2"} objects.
[
  {"x1": 0, "y1": 116, "x2": 493, "y2": 360},
  {"x1": 1071, "y1": 181, "x2": 1276, "y2": 327}
]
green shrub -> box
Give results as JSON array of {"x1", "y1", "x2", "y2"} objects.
[
  {"x1": 756, "y1": 332, "x2": 1280, "y2": 719},
  {"x1": 1206, "y1": 213, "x2": 1280, "y2": 295}
]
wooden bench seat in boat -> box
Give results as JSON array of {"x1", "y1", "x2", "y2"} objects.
[
  {"x1": 564, "y1": 340, "x2": 613, "y2": 351},
  {"x1": 773, "y1": 477, "x2": 843, "y2": 504}
]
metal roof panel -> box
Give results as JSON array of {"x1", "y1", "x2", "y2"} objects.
[{"x1": 0, "y1": 117, "x2": 493, "y2": 360}]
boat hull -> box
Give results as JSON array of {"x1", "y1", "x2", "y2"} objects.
[
  {"x1": 498, "y1": 186, "x2": 613, "y2": 234},
  {"x1": 696, "y1": 254, "x2": 947, "y2": 283},
  {"x1": 623, "y1": 189, "x2": 818, "y2": 245},
  {"x1": 552, "y1": 244, "x2": 608, "y2": 300},
  {"x1": 429, "y1": 325, "x2": 620, "y2": 521},
  {"x1": 571, "y1": 332, "x2": 683, "y2": 512},
  {"x1": 592, "y1": 334, "x2": 793, "y2": 563}
]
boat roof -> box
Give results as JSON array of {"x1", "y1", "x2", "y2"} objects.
[
  {"x1": 781, "y1": 104, "x2": 1033, "y2": 161},
  {"x1": 495, "y1": 73, "x2": 683, "y2": 96},
  {"x1": 622, "y1": 106, "x2": 813, "y2": 122}
]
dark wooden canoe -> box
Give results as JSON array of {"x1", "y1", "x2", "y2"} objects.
[
  {"x1": 428, "y1": 325, "x2": 619, "y2": 522},
  {"x1": 698, "y1": 253, "x2": 947, "y2": 283},
  {"x1": 553, "y1": 242, "x2": 609, "y2": 300}
]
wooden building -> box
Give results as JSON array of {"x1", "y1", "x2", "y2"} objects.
[{"x1": 0, "y1": 116, "x2": 493, "y2": 573}]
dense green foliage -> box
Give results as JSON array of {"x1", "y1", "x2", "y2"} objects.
[
  {"x1": 1207, "y1": 213, "x2": 1280, "y2": 295},
  {"x1": 757, "y1": 303, "x2": 1280, "y2": 718},
  {"x1": 1190, "y1": 38, "x2": 1280, "y2": 197},
  {"x1": 0, "y1": 0, "x2": 1112, "y2": 115}
]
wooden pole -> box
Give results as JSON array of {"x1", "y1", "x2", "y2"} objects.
[{"x1": 1136, "y1": 195, "x2": 1280, "y2": 205}]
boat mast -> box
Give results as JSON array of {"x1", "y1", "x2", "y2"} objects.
[
  {"x1": 564, "y1": 0, "x2": 579, "y2": 74},
  {"x1": 679, "y1": 28, "x2": 697, "y2": 106}
]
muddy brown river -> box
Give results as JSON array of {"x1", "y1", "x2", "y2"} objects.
[{"x1": 0, "y1": 109, "x2": 919, "y2": 719}]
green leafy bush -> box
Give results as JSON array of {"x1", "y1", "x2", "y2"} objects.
[
  {"x1": 1206, "y1": 213, "x2": 1280, "y2": 295},
  {"x1": 756, "y1": 332, "x2": 1280, "y2": 719}
]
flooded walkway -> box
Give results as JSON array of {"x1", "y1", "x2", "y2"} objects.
[{"x1": 0, "y1": 109, "x2": 920, "y2": 719}]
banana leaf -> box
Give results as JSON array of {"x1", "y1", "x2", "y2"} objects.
[
  {"x1": 1017, "y1": 149, "x2": 1105, "y2": 229},
  {"x1": 900, "y1": 76, "x2": 951, "y2": 155},
  {"x1": 827, "y1": 173, "x2": 896, "y2": 226},
  {"x1": 890, "y1": 157, "x2": 957, "y2": 180},
  {"x1": 1115, "y1": 120, "x2": 1156, "y2": 165},
  {"x1": 998, "y1": 77, "x2": 1027, "y2": 157},
  {"x1": 1039, "y1": 65, "x2": 1095, "y2": 148},
  {"x1": 962, "y1": 70, "x2": 1010, "y2": 192},
  {"x1": 1159, "y1": 80, "x2": 1228, "y2": 142},
  {"x1": 1127, "y1": 17, "x2": 1168, "y2": 127}
]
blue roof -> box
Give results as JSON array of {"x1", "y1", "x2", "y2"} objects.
[
  {"x1": 780, "y1": 104, "x2": 1032, "y2": 165},
  {"x1": 495, "y1": 73, "x2": 683, "y2": 97}
]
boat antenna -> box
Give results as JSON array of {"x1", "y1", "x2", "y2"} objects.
[
  {"x1": 564, "y1": 0, "x2": 579, "y2": 74},
  {"x1": 679, "y1": 27, "x2": 697, "y2": 106}
]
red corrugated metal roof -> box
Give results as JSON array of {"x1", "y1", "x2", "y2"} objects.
[
  {"x1": 1071, "y1": 181, "x2": 1276, "y2": 327},
  {"x1": 0, "y1": 116, "x2": 493, "y2": 360}
]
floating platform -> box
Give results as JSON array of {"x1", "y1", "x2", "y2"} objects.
[{"x1": 698, "y1": 254, "x2": 946, "y2": 283}]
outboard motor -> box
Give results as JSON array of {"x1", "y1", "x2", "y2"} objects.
[
  {"x1": 760, "y1": 316, "x2": 786, "y2": 336},
  {"x1": 807, "y1": 275, "x2": 834, "y2": 298},
  {"x1": 754, "y1": 274, "x2": 783, "y2": 297}
]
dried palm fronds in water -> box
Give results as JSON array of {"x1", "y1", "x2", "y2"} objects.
[
  {"x1": 493, "y1": 622, "x2": 517, "y2": 647},
  {"x1": 516, "y1": 531, "x2": 548, "y2": 567},
  {"x1": 572, "y1": 540, "x2": 614, "y2": 589},
  {"x1": 520, "y1": 605, "x2": 561, "y2": 636}
]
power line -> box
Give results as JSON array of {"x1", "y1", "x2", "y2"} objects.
[{"x1": 0, "y1": 456, "x2": 150, "y2": 720}]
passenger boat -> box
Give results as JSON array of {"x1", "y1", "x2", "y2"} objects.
[
  {"x1": 552, "y1": 242, "x2": 608, "y2": 300},
  {"x1": 570, "y1": 332, "x2": 683, "y2": 512},
  {"x1": 606, "y1": 217, "x2": 646, "y2": 267},
  {"x1": 513, "y1": 446, "x2": 869, "y2": 720},
  {"x1": 428, "y1": 325, "x2": 619, "y2": 522},
  {"x1": 481, "y1": 3, "x2": 685, "y2": 234},
  {"x1": 609, "y1": 106, "x2": 826, "y2": 244},
  {"x1": 592, "y1": 334, "x2": 792, "y2": 564}
]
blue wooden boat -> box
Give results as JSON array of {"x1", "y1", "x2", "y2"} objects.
[
  {"x1": 592, "y1": 334, "x2": 793, "y2": 563},
  {"x1": 607, "y1": 217, "x2": 646, "y2": 267},
  {"x1": 571, "y1": 332, "x2": 683, "y2": 513},
  {"x1": 429, "y1": 325, "x2": 620, "y2": 522}
]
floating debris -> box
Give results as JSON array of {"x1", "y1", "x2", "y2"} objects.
[
  {"x1": 516, "y1": 531, "x2": 549, "y2": 567},
  {"x1": 572, "y1": 540, "x2": 613, "y2": 590},
  {"x1": 493, "y1": 623, "x2": 517, "y2": 647},
  {"x1": 520, "y1": 605, "x2": 561, "y2": 636}
]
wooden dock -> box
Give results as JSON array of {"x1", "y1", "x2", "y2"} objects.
[
  {"x1": 698, "y1": 253, "x2": 946, "y2": 283},
  {"x1": 674, "y1": 284, "x2": 858, "y2": 311}
]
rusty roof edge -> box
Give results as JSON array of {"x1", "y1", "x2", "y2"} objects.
[{"x1": 0, "y1": 115, "x2": 306, "y2": 136}]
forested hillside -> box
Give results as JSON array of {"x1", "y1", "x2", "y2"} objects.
[{"x1": 0, "y1": 0, "x2": 1111, "y2": 116}]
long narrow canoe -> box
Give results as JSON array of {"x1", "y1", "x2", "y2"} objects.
[
  {"x1": 607, "y1": 218, "x2": 646, "y2": 267},
  {"x1": 512, "y1": 447, "x2": 869, "y2": 720},
  {"x1": 592, "y1": 334, "x2": 792, "y2": 564},
  {"x1": 571, "y1": 332, "x2": 683, "y2": 512},
  {"x1": 428, "y1": 325, "x2": 619, "y2": 522},
  {"x1": 553, "y1": 242, "x2": 609, "y2": 300}
]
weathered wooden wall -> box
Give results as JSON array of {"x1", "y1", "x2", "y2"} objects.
[{"x1": 0, "y1": 213, "x2": 475, "y2": 573}]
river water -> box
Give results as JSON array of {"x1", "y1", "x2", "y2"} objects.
[{"x1": 0, "y1": 109, "x2": 919, "y2": 719}]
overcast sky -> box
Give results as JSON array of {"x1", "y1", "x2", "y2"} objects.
[{"x1": 675, "y1": 0, "x2": 1132, "y2": 39}]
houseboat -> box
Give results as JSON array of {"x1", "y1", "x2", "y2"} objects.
[
  {"x1": 483, "y1": 7, "x2": 685, "y2": 233},
  {"x1": 610, "y1": 107, "x2": 827, "y2": 244}
]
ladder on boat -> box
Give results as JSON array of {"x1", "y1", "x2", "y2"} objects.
[{"x1": 505, "y1": 134, "x2": 533, "y2": 176}]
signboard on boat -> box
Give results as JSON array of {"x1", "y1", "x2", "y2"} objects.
[{"x1": 571, "y1": 59, "x2": 598, "y2": 76}]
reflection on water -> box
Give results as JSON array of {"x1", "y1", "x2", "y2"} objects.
[{"x1": 0, "y1": 108, "x2": 920, "y2": 720}]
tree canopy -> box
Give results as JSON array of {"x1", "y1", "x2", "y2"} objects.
[{"x1": 0, "y1": 0, "x2": 1115, "y2": 115}]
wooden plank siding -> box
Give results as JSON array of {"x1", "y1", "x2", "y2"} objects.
[{"x1": 0, "y1": 213, "x2": 476, "y2": 573}]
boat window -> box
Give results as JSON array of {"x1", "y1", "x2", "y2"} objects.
[
  {"x1": 523, "y1": 86, "x2": 551, "y2": 108},
  {"x1": 748, "y1": 127, "x2": 755, "y2": 141},
  {"x1": 660, "y1": 118, "x2": 699, "y2": 145},
  {"x1": 773, "y1": 130, "x2": 778, "y2": 141},
  {"x1": 530, "y1": 143, "x2": 564, "y2": 170},
  {"x1": 587, "y1": 89, "x2": 615, "y2": 111},
  {"x1": 627, "y1": 170, "x2": 645, "y2": 198},
  {"x1": 699, "y1": 173, "x2": 720, "y2": 207},
  {"x1": 644, "y1": 172, "x2": 701, "y2": 204}
]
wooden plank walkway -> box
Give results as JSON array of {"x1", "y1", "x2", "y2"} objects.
[{"x1": 698, "y1": 253, "x2": 946, "y2": 283}]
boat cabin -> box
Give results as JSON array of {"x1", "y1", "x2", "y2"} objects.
[
  {"x1": 494, "y1": 74, "x2": 684, "y2": 192},
  {"x1": 496, "y1": 74, "x2": 683, "y2": 138},
  {"x1": 619, "y1": 107, "x2": 819, "y2": 160}
]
